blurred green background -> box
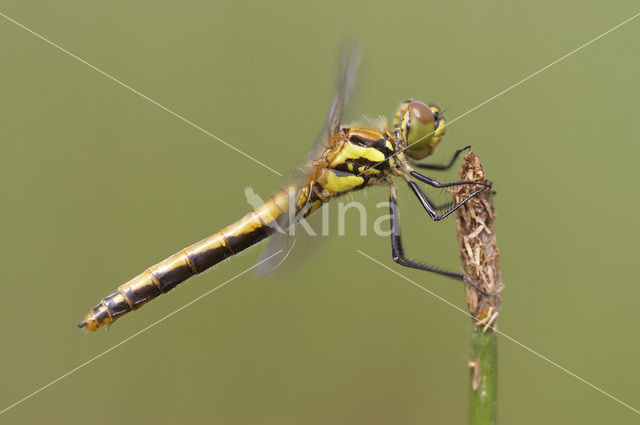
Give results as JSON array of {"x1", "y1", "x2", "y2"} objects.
[{"x1": 1, "y1": 1, "x2": 639, "y2": 424}]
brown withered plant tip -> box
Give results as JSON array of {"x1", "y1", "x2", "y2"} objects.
[{"x1": 453, "y1": 152, "x2": 504, "y2": 332}]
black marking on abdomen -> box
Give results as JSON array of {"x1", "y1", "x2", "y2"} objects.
[
  {"x1": 103, "y1": 291, "x2": 131, "y2": 318},
  {"x1": 154, "y1": 263, "x2": 195, "y2": 292},
  {"x1": 122, "y1": 280, "x2": 162, "y2": 308},
  {"x1": 91, "y1": 304, "x2": 111, "y2": 323},
  {"x1": 188, "y1": 245, "x2": 231, "y2": 273},
  {"x1": 225, "y1": 223, "x2": 274, "y2": 254}
]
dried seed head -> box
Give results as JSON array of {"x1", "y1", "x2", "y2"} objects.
[{"x1": 453, "y1": 152, "x2": 504, "y2": 331}]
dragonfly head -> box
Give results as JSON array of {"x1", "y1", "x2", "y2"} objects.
[{"x1": 393, "y1": 100, "x2": 446, "y2": 160}]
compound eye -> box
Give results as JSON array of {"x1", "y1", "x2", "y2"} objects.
[
  {"x1": 408, "y1": 100, "x2": 435, "y2": 127},
  {"x1": 402, "y1": 100, "x2": 443, "y2": 160}
]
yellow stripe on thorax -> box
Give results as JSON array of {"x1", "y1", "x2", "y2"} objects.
[
  {"x1": 328, "y1": 142, "x2": 385, "y2": 168},
  {"x1": 318, "y1": 169, "x2": 364, "y2": 193}
]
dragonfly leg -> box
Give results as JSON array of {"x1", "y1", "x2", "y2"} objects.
[
  {"x1": 408, "y1": 170, "x2": 491, "y2": 216},
  {"x1": 411, "y1": 146, "x2": 470, "y2": 170},
  {"x1": 410, "y1": 170, "x2": 492, "y2": 189},
  {"x1": 408, "y1": 180, "x2": 487, "y2": 221},
  {"x1": 389, "y1": 191, "x2": 488, "y2": 295}
]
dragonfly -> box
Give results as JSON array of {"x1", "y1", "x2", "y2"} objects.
[{"x1": 78, "y1": 51, "x2": 492, "y2": 331}]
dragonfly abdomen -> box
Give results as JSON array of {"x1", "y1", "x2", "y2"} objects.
[{"x1": 78, "y1": 186, "x2": 294, "y2": 331}]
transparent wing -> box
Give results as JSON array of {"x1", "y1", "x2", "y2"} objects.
[
  {"x1": 307, "y1": 46, "x2": 360, "y2": 161},
  {"x1": 256, "y1": 46, "x2": 360, "y2": 275},
  {"x1": 253, "y1": 168, "x2": 316, "y2": 276},
  {"x1": 255, "y1": 202, "x2": 328, "y2": 277}
]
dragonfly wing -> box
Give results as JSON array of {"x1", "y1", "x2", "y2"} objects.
[
  {"x1": 257, "y1": 47, "x2": 360, "y2": 275},
  {"x1": 308, "y1": 46, "x2": 360, "y2": 161},
  {"x1": 254, "y1": 178, "x2": 314, "y2": 276}
]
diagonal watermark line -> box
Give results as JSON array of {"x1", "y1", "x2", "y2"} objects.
[
  {"x1": 355, "y1": 11, "x2": 640, "y2": 178},
  {"x1": 0, "y1": 250, "x2": 282, "y2": 416},
  {"x1": 356, "y1": 250, "x2": 640, "y2": 415},
  {"x1": 0, "y1": 11, "x2": 282, "y2": 177},
  {"x1": 446, "y1": 11, "x2": 640, "y2": 127}
]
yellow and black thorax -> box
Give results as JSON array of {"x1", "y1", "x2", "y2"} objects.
[{"x1": 313, "y1": 127, "x2": 403, "y2": 197}]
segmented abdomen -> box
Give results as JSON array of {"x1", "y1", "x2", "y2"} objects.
[{"x1": 78, "y1": 185, "x2": 298, "y2": 331}]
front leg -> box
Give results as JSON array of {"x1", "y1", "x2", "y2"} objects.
[
  {"x1": 410, "y1": 170, "x2": 492, "y2": 189},
  {"x1": 408, "y1": 180, "x2": 488, "y2": 221},
  {"x1": 411, "y1": 146, "x2": 470, "y2": 170}
]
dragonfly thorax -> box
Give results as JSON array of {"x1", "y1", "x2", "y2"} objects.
[{"x1": 313, "y1": 128, "x2": 399, "y2": 196}]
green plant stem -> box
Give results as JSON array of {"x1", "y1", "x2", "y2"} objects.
[{"x1": 469, "y1": 327, "x2": 497, "y2": 425}]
